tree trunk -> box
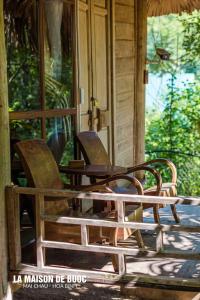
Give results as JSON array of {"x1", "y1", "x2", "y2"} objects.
[
  {"x1": 45, "y1": 0, "x2": 63, "y2": 80},
  {"x1": 0, "y1": 0, "x2": 11, "y2": 298}
]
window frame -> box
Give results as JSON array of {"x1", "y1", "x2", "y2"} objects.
[{"x1": 8, "y1": 0, "x2": 78, "y2": 140}]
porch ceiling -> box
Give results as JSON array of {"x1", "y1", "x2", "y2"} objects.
[{"x1": 147, "y1": 0, "x2": 200, "y2": 17}]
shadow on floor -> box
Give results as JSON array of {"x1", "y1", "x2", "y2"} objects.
[{"x1": 13, "y1": 283, "x2": 139, "y2": 300}]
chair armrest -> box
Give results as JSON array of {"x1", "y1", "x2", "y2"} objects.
[
  {"x1": 68, "y1": 174, "x2": 144, "y2": 195},
  {"x1": 126, "y1": 165, "x2": 162, "y2": 196},
  {"x1": 133, "y1": 159, "x2": 177, "y2": 184}
]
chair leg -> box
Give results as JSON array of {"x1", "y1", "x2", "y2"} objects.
[
  {"x1": 111, "y1": 255, "x2": 119, "y2": 273},
  {"x1": 153, "y1": 205, "x2": 160, "y2": 223},
  {"x1": 134, "y1": 230, "x2": 145, "y2": 249},
  {"x1": 170, "y1": 204, "x2": 180, "y2": 223}
]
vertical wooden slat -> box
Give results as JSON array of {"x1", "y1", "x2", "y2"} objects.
[
  {"x1": 156, "y1": 228, "x2": 164, "y2": 252},
  {"x1": 74, "y1": 0, "x2": 80, "y2": 142},
  {"x1": 118, "y1": 253, "x2": 125, "y2": 275},
  {"x1": 35, "y1": 193, "x2": 45, "y2": 268},
  {"x1": 117, "y1": 199, "x2": 125, "y2": 275},
  {"x1": 38, "y1": 0, "x2": 46, "y2": 140},
  {"x1": 106, "y1": 0, "x2": 113, "y2": 161},
  {"x1": 6, "y1": 186, "x2": 21, "y2": 270},
  {"x1": 117, "y1": 201, "x2": 124, "y2": 222},
  {"x1": 73, "y1": 1, "x2": 78, "y2": 109},
  {"x1": 81, "y1": 224, "x2": 88, "y2": 246},
  {"x1": 39, "y1": 0, "x2": 45, "y2": 111},
  {"x1": 110, "y1": 0, "x2": 116, "y2": 165}
]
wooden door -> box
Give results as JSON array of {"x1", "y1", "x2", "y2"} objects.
[{"x1": 78, "y1": 0, "x2": 112, "y2": 158}]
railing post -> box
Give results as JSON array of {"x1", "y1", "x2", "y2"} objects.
[
  {"x1": 35, "y1": 193, "x2": 45, "y2": 268},
  {"x1": 6, "y1": 185, "x2": 21, "y2": 270}
]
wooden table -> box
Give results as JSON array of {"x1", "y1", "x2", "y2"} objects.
[{"x1": 59, "y1": 164, "x2": 127, "y2": 178}]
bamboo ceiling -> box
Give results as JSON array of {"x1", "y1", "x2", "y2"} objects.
[{"x1": 147, "y1": 0, "x2": 200, "y2": 16}]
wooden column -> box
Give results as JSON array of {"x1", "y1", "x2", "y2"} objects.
[
  {"x1": 0, "y1": 0, "x2": 11, "y2": 298},
  {"x1": 134, "y1": 0, "x2": 147, "y2": 166},
  {"x1": 114, "y1": 0, "x2": 135, "y2": 166}
]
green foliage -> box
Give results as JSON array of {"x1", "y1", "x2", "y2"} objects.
[
  {"x1": 146, "y1": 11, "x2": 200, "y2": 196},
  {"x1": 147, "y1": 11, "x2": 200, "y2": 75},
  {"x1": 7, "y1": 47, "x2": 40, "y2": 111},
  {"x1": 146, "y1": 77, "x2": 200, "y2": 195},
  {"x1": 147, "y1": 15, "x2": 184, "y2": 75},
  {"x1": 180, "y1": 11, "x2": 200, "y2": 72}
]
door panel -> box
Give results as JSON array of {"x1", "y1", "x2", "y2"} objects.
[
  {"x1": 93, "y1": 11, "x2": 108, "y2": 109},
  {"x1": 91, "y1": 1, "x2": 111, "y2": 156},
  {"x1": 94, "y1": 0, "x2": 106, "y2": 8},
  {"x1": 78, "y1": 0, "x2": 90, "y2": 130},
  {"x1": 78, "y1": 0, "x2": 111, "y2": 153},
  {"x1": 77, "y1": 0, "x2": 112, "y2": 213}
]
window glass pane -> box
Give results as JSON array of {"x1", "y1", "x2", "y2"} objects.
[
  {"x1": 5, "y1": 1, "x2": 40, "y2": 111},
  {"x1": 46, "y1": 116, "x2": 74, "y2": 165},
  {"x1": 10, "y1": 119, "x2": 41, "y2": 140},
  {"x1": 44, "y1": 1, "x2": 74, "y2": 109}
]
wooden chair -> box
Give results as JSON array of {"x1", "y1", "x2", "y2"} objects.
[
  {"x1": 76, "y1": 131, "x2": 180, "y2": 224},
  {"x1": 15, "y1": 139, "x2": 146, "y2": 271}
]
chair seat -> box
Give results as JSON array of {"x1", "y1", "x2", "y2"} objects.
[
  {"x1": 112, "y1": 185, "x2": 138, "y2": 194},
  {"x1": 144, "y1": 182, "x2": 177, "y2": 197}
]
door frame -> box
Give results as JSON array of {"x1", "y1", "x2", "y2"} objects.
[
  {"x1": 134, "y1": 0, "x2": 147, "y2": 166},
  {"x1": 76, "y1": 0, "x2": 115, "y2": 163}
]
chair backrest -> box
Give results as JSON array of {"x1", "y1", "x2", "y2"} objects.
[
  {"x1": 15, "y1": 139, "x2": 64, "y2": 189},
  {"x1": 76, "y1": 131, "x2": 111, "y2": 166},
  {"x1": 47, "y1": 131, "x2": 67, "y2": 164}
]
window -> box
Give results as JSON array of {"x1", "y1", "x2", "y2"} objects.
[{"x1": 5, "y1": 0, "x2": 76, "y2": 164}]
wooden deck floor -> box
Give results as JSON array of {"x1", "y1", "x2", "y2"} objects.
[
  {"x1": 21, "y1": 204, "x2": 200, "y2": 280},
  {"x1": 125, "y1": 204, "x2": 200, "y2": 279}
]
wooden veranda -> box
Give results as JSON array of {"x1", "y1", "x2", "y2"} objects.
[
  {"x1": 6, "y1": 186, "x2": 200, "y2": 291},
  {"x1": 1, "y1": 1, "x2": 200, "y2": 300}
]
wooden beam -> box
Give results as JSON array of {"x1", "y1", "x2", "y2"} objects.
[
  {"x1": 0, "y1": 0, "x2": 11, "y2": 298},
  {"x1": 42, "y1": 214, "x2": 200, "y2": 233},
  {"x1": 6, "y1": 187, "x2": 21, "y2": 271},
  {"x1": 12, "y1": 186, "x2": 200, "y2": 206},
  {"x1": 9, "y1": 108, "x2": 77, "y2": 120},
  {"x1": 40, "y1": 239, "x2": 200, "y2": 260},
  {"x1": 16, "y1": 263, "x2": 119, "y2": 281}
]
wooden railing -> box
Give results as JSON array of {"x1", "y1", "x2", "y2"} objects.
[{"x1": 6, "y1": 185, "x2": 200, "y2": 290}]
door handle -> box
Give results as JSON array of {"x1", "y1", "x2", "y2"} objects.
[{"x1": 91, "y1": 97, "x2": 99, "y2": 108}]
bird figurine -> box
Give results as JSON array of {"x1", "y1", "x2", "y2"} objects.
[{"x1": 156, "y1": 48, "x2": 171, "y2": 61}]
